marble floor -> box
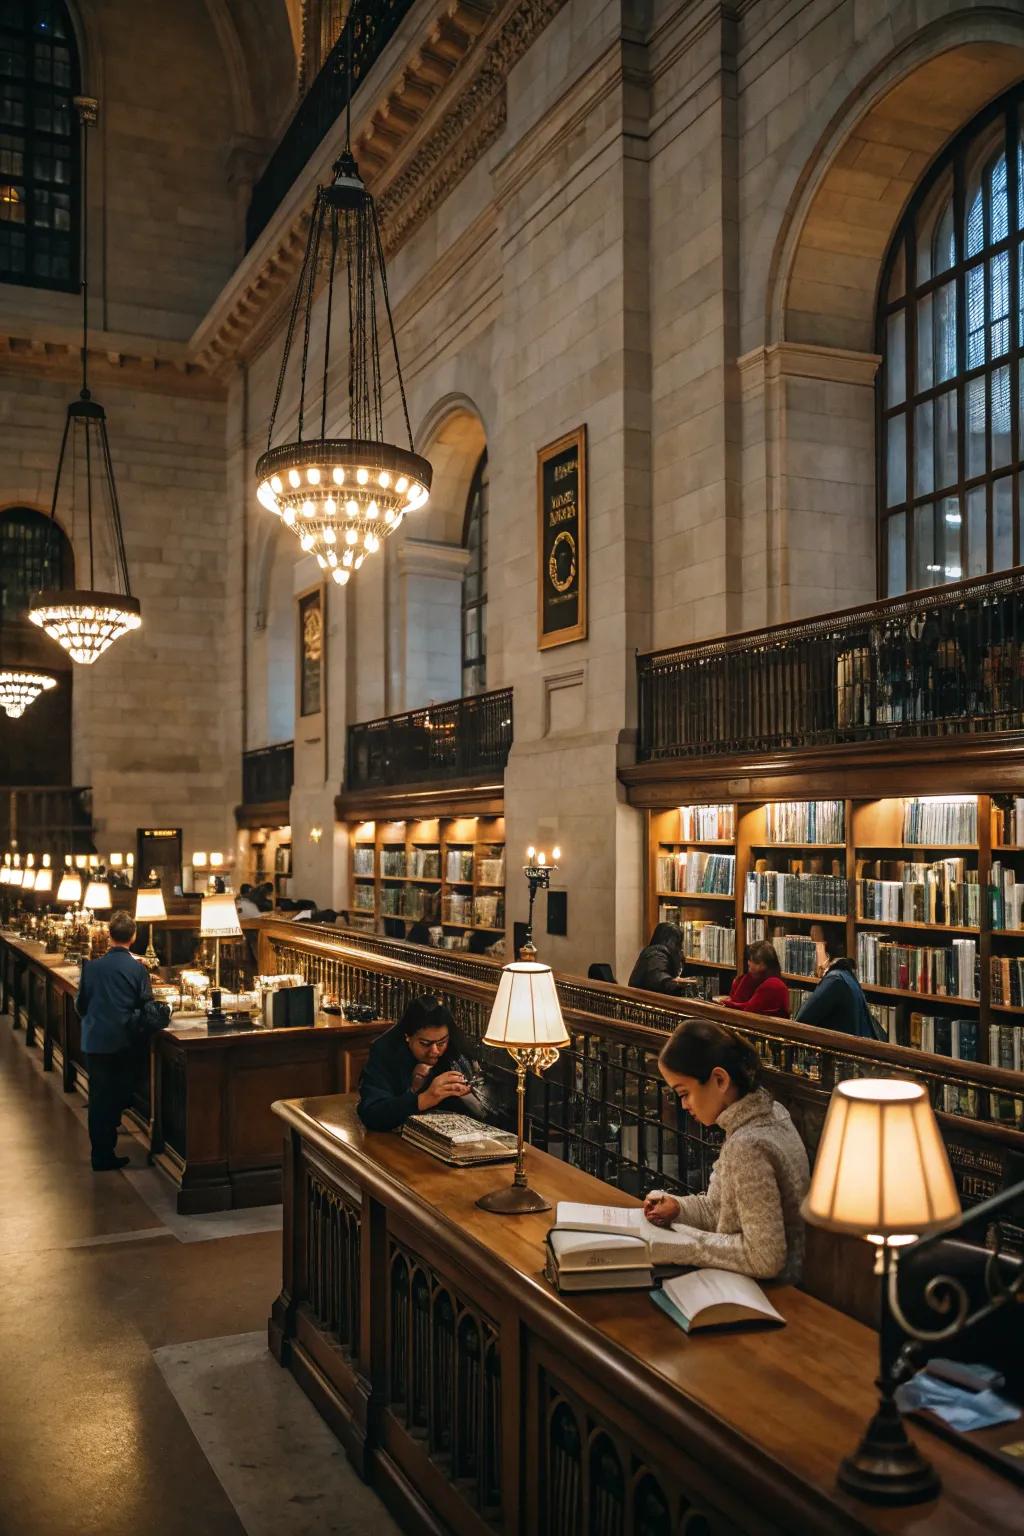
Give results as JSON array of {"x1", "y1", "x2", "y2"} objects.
[{"x1": 0, "y1": 1015, "x2": 401, "y2": 1536}]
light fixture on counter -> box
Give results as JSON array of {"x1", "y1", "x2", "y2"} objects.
[
  {"x1": 83, "y1": 877, "x2": 112, "y2": 912},
  {"x1": 199, "y1": 892, "x2": 242, "y2": 1027},
  {"x1": 28, "y1": 97, "x2": 141, "y2": 666},
  {"x1": 56, "y1": 868, "x2": 82, "y2": 905},
  {"x1": 254, "y1": 6, "x2": 430, "y2": 586},
  {"x1": 134, "y1": 880, "x2": 167, "y2": 969}
]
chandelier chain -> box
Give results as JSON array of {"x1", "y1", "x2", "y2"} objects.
[
  {"x1": 100, "y1": 418, "x2": 133, "y2": 596},
  {"x1": 320, "y1": 209, "x2": 340, "y2": 440},
  {"x1": 267, "y1": 200, "x2": 320, "y2": 451},
  {"x1": 297, "y1": 194, "x2": 324, "y2": 443},
  {"x1": 80, "y1": 96, "x2": 89, "y2": 399},
  {"x1": 372, "y1": 199, "x2": 413, "y2": 450}
]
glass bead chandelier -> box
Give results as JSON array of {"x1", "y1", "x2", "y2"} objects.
[
  {"x1": 29, "y1": 97, "x2": 141, "y2": 664},
  {"x1": 0, "y1": 669, "x2": 57, "y2": 719},
  {"x1": 255, "y1": 10, "x2": 430, "y2": 585}
]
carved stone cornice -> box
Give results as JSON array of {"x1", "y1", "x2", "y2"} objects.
[{"x1": 0, "y1": 330, "x2": 225, "y2": 399}]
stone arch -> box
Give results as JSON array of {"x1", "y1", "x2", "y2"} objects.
[
  {"x1": 412, "y1": 393, "x2": 489, "y2": 545},
  {"x1": 767, "y1": 23, "x2": 1024, "y2": 351}
]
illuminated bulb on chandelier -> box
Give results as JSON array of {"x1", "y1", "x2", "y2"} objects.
[
  {"x1": 288, "y1": 468, "x2": 301, "y2": 488},
  {"x1": 327, "y1": 551, "x2": 338, "y2": 567},
  {"x1": 316, "y1": 554, "x2": 328, "y2": 570},
  {"x1": 395, "y1": 476, "x2": 408, "y2": 493},
  {"x1": 323, "y1": 526, "x2": 336, "y2": 544},
  {"x1": 367, "y1": 500, "x2": 378, "y2": 518},
  {"x1": 332, "y1": 466, "x2": 344, "y2": 485},
  {"x1": 332, "y1": 567, "x2": 350, "y2": 585},
  {"x1": 378, "y1": 471, "x2": 390, "y2": 488},
  {"x1": 345, "y1": 499, "x2": 358, "y2": 518},
  {"x1": 283, "y1": 507, "x2": 295, "y2": 526},
  {"x1": 342, "y1": 550, "x2": 353, "y2": 568},
  {"x1": 364, "y1": 532, "x2": 379, "y2": 553},
  {"x1": 307, "y1": 466, "x2": 320, "y2": 485},
  {"x1": 325, "y1": 497, "x2": 336, "y2": 515},
  {"x1": 300, "y1": 533, "x2": 315, "y2": 553},
  {"x1": 345, "y1": 527, "x2": 358, "y2": 545},
  {"x1": 355, "y1": 554, "x2": 364, "y2": 569},
  {"x1": 301, "y1": 500, "x2": 315, "y2": 517},
  {"x1": 356, "y1": 467, "x2": 369, "y2": 485},
  {"x1": 384, "y1": 508, "x2": 394, "y2": 524},
  {"x1": 270, "y1": 475, "x2": 283, "y2": 494}
]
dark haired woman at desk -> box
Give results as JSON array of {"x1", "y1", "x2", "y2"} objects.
[
  {"x1": 642, "y1": 1020, "x2": 809, "y2": 1281},
  {"x1": 357, "y1": 996, "x2": 489, "y2": 1131}
]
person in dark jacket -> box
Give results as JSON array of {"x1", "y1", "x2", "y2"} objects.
[
  {"x1": 357, "y1": 996, "x2": 487, "y2": 1131},
  {"x1": 629, "y1": 923, "x2": 688, "y2": 996},
  {"x1": 796, "y1": 954, "x2": 882, "y2": 1038},
  {"x1": 75, "y1": 912, "x2": 153, "y2": 1170}
]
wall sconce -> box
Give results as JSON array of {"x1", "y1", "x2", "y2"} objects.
[
  {"x1": 109, "y1": 852, "x2": 123, "y2": 868},
  {"x1": 521, "y1": 844, "x2": 562, "y2": 960},
  {"x1": 192, "y1": 852, "x2": 208, "y2": 868},
  {"x1": 309, "y1": 826, "x2": 323, "y2": 845}
]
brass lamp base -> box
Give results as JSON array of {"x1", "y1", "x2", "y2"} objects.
[
  {"x1": 476, "y1": 1182, "x2": 550, "y2": 1215},
  {"x1": 838, "y1": 1399, "x2": 940, "y2": 1506}
]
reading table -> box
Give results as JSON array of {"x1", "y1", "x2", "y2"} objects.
[{"x1": 269, "y1": 1094, "x2": 1021, "y2": 1536}]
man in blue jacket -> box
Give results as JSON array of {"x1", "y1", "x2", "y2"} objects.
[{"x1": 75, "y1": 911, "x2": 153, "y2": 1170}]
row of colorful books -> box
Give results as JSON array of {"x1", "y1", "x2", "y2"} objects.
[
  {"x1": 656, "y1": 851, "x2": 735, "y2": 895},
  {"x1": 855, "y1": 861, "x2": 980, "y2": 926},
  {"x1": 380, "y1": 886, "x2": 440, "y2": 919},
  {"x1": 990, "y1": 954, "x2": 1024, "y2": 1006},
  {"x1": 854, "y1": 933, "x2": 978, "y2": 999},
  {"x1": 988, "y1": 862, "x2": 1024, "y2": 929},
  {"x1": 352, "y1": 846, "x2": 375, "y2": 876},
  {"x1": 744, "y1": 870, "x2": 847, "y2": 915},
  {"x1": 765, "y1": 800, "x2": 844, "y2": 844},
  {"x1": 441, "y1": 892, "x2": 504, "y2": 927},
  {"x1": 992, "y1": 796, "x2": 1024, "y2": 846},
  {"x1": 679, "y1": 804, "x2": 736, "y2": 840},
  {"x1": 676, "y1": 919, "x2": 735, "y2": 966},
  {"x1": 902, "y1": 797, "x2": 977, "y2": 845}
]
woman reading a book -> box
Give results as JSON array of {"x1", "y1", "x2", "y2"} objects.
[
  {"x1": 643, "y1": 1020, "x2": 810, "y2": 1281},
  {"x1": 628, "y1": 923, "x2": 689, "y2": 996},
  {"x1": 718, "y1": 940, "x2": 790, "y2": 1018},
  {"x1": 357, "y1": 995, "x2": 489, "y2": 1132}
]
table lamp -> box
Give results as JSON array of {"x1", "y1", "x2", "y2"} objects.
[
  {"x1": 476, "y1": 961, "x2": 569, "y2": 1214},
  {"x1": 83, "y1": 877, "x2": 112, "y2": 912},
  {"x1": 200, "y1": 891, "x2": 242, "y2": 1025},
  {"x1": 134, "y1": 882, "x2": 167, "y2": 968},
  {"x1": 56, "y1": 866, "x2": 82, "y2": 905},
  {"x1": 802, "y1": 1078, "x2": 960, "y2": 1505}
]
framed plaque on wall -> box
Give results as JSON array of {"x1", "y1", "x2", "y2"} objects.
[
  {"x1": 537, "y1": 425, "x2": 587, "y2": 650},
  {"x1": 298, "y1": 586, "x2": 323, "y2": 718}
]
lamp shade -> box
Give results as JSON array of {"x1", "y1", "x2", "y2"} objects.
[
  {"x1": 33, "y1": 867, "x2": 53, "y2": 893},
  {"x1": 21, "y1": 869, "x2": 36, "y2": 890},
  {"x1": 56, "y1": 871, "x2": 82, "y2": 904},
  {"x1": 8, "y1": 867, "x2": 23, "y2": 887},
  {"x1": 83, "y1": 879, "x2": 112, "y2": 911},
  {"x1": 134, "y1": 887, "x2": 166, "y2": 922},
  {"x1": 200, "y1": 892, "x2": 242, "y2": 938},
  {"x1": 803, "y1": 1079, "x2": 960, "y2": 1240},
  {"x1": 483, "y1": 962, "x2": 570, "y2": 1049}
]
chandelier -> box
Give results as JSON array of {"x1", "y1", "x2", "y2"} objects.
[
  {"x1": 255, "y1": 11, "x2": 430, "y2": 585},
  {"x1": 0, "y1": 669, "x2": 57, "y2": 719},
  {"x1": 29, "y1": 97, "x2": 141, "y2": 664}
]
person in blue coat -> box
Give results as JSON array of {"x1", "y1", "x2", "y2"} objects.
[
  {"x1": 357, "y1": 996, "x2": 488, "y2": 1131},
  {"x1": 75, "y1": 911, "x2": 153, "y2": 1170},
  {"x1": 795, "y1": 953, "x2": 883, "y2": 1039}
]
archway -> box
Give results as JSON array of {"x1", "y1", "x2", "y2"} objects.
[{"x1": 0, "y1": 506, "x2": 74, "y2": 784}]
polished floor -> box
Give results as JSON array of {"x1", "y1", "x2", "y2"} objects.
[{"x1": 0, "y1": 1015, "x2": 400, "y2": 1536}]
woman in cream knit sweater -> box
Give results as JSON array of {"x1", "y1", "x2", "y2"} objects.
[{"x1": 643, "y1": 1020, "x2": 810, "y2": 1283}]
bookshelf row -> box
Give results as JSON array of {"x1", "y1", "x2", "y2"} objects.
[
  {"x1": 341, "y1": 815, "x2": 506, "y2": 950},
  {"x1": 648, "y1": 794, "x2": 1024, "y2": 1074}
]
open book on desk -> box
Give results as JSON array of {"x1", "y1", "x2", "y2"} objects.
[
  {"x1": 652, "y1": 1270, "x2": 785, "y2": 1333},
  {"x1": 545, "y1": 1201, "x2": 680, "y2": 1293}
]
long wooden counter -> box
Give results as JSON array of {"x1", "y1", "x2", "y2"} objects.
[
  {"x1": 0, "y1": 929, "x2": 385, "y2": 1212},
  {"x1": 270, "y1": 1095, "x2": 1021, "y2": 1536}
]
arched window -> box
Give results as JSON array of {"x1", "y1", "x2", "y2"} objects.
[
  {"x1": 0, "y1": 505, "x2": 72, "y2": 621},
  {"x1": 461, "y1": 449, "x2": 488, "y2": 696},
  {"x1": 0, "y1": 1, "x2": 79, "y2": 291},
  {"x1": 878, "y1": 88, "x2": 1024, "y2": 595}
]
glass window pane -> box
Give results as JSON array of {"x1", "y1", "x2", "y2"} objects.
[
  {"x1": 965, "y1": 488, "x2": 985, "y2": 577},
  {"x1": 966, "y1": 375, "x2": 987, "y2": 477},
  {"x1": 915, "y1": 399, "x2": 933, "y2": 496},
  {"x1": 887, "y1": 241, "x2": 905, "y2": 302},
  {"x1": 934, "y1": 388, "x2": 958, "y2": 491},
  {"x1": 886, "y1": 413, "x2": 906, "y2": 506},
  {"x1": 886, "y1": 311, "x2": 906, "y2": 406},
  {"x1": 886, "y1": 512, "x2": 906, "y2": 596},
  {"x1": 992, "y1": 364, "x2": 1011, "y2": 469},
  {"x1": 966, "y1": 263, "x2": 985, "y2": 367},
  {"x1": 917, "y1": 170, "x2": 954, "y2": 284},
  {"x1": 913, "y1": 504, "x2": 938, "y2": 588},
  {"x1": 1019, "y1": 130, "x2": 1024, "y2": 231},
  {"x1": 994, "y1": 476, "x2": 1013, "y2": 570},
  {"x1": 933, "y1": 279, "x2": 957, "y2": 383},
  {"x1": 916, "y1": 292, "x2": 933, "y2": 391},
  {"x1": 989, "y1": 150, "x2": 1009, "y2": 244},
  {"x1": 990, "y1": 251, "x2": 1010, "y2": 358}
]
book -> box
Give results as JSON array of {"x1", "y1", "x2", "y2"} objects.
[
  {"x1": 679, "y1": 804, "x2": 735, "y2": 841},
  {"x1": 544, "y1": 1229, "x2": 654, "y2": 1292},
  {"x1": 401, "y1": 1112, "x2": 517, "y2": 1166},
  {"x1": 651, "y1": 1270, "x2": 785, "y2": 1333},
  {"x1": 765, "y1": 800, "x2": 844, "y2": 845},
  {"x1": 554, "y1": 1201, "x2": 649, "y2": 1232}
]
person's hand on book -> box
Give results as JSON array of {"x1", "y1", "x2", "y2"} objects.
[
  {"x1": 418, "y1": 1070, "x2": 469, "y2": 1111},
  {"x1": 643, "y1": 1193, "x2": 681, "y2": 1227}
]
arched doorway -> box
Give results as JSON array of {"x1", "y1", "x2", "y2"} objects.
[{"x1": 0, "y1": 506, "x2": 74, "y2": 784}]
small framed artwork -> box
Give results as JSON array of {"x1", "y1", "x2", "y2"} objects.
[
  {"x1": 298, "y1": 586, "x2": 323, "y2": 717},
  {"x1": 537, "y1": 425, "x2": 587, "y2": 650}
]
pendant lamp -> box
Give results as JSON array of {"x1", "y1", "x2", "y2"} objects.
[
  {"x1": 255, "y1": 9, "x2": 431, "y2": 585},
  {"x1": 29, "y1": 97, "x2": 141, "y2": 664},
  {"x1": 0, "y1": 667, "x2": 57, "y2": 719}
]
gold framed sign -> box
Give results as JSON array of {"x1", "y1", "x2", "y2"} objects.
[
  {"x1": 298, "y1": 586, "x2": 323, "y2": 718},
  {"x1": 537, "y1": 425, "x2": 587, "y2": 650}
]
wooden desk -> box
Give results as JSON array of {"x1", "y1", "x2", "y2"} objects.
[{"x1": 270, "y1": 1095, "x2": 1022, "y2": 1536}]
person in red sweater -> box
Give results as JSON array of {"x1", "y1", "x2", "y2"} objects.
[{"x1": 721, "y1": 941, "x2": 790, "y2": 1018}]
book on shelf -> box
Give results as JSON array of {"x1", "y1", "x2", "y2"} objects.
[
  {"x1": 993, "y1": 796, "x2": 1024, "y2": 846},
  {"x1": 765, "y1": 800, "x2": 844, "y2": 844},
  {"x1": 408, "y1": 847, "x2": 441, "y2": 880},
  {"x1": 379, "y1": 886, "x2": 403, "y2": 916},
  {"x1": 871, "y1": 1003, "x2": 899, "y2": 1041},
  {"x1": 768, "y1": 933, "x2": 819, "y2": 978},
  {"x1": 989, "y1": 954, "x2": 1024, "y2": 1007},
  {"x1": 401, "y1": 1112, "x2": 518, "y2": 1166},
  {"x1": 855, "y1": 933, "x2": 978, "y2": 999},
  {"x1": 352, "y1": 885, "x2": 375, "y2": 912},
  {"x1": 901, "y1": 797, "x2": 977, "y2": 845},
  {"x1": 745, "y1": 868, "x2": 847, "y2": 916},
  {"x1": 445, "y1": 848, "x2": 475, "y2": 883},
  {"x1": 401, "y1": 887, "x2": 439, "y2": 921},
  {"x1": 989, "y1": 862, "x2": 1024, "y2": 930},
  {"x1": 677, "y1": 919, "x2": 735, "y2": 966},
  {"x1": 443, "y1": 890, "x2": 473, "y2": 924},
  {"x1": 346, "y1": 912, "x2": 375, "y2": 933},
  {"x1": 352, "y1": 846, "x2": 375, "y2": 877},
  {"x1": 989, "y1": 1024, "x2": 1023, "y2": 1073},
  {"x1": 380, "y1": 848, "x2": 407, "y2": 878},
  {"x1": 908, "y1": 1013, "x2": 979, "y2": 1061},
  {"x1": 651, "y1": 1270, "x2": 784, "y2": 1334},
  {"x1": 657, "y1": 850, "x2": 735, "y2": 896},
  {"x1": 679, "y1": 804, "x2": 735, "y2": 841},
  {"x1": 473, "y1": 892, "x2": 503, "y2": 929},
  {"x1": 477, "y1": 854, "x2": 505, "y2": 886},
  {"x1": 856, "y1": 858, "x2": 979, "y2": 927}
]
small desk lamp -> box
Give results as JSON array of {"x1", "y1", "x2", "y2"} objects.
[
  {"x1": 56, "y1": 864, "x2": 82, "y2": 906},
  {"x1": 802, "y1": 1078, "x2": 960, "y2": 1505},
  {"x1": 83, "y1": 876, "x2": 112, "y2": 913},
  {"x1": 476, "y1": 961, "x2": 569, "y2": 1215},
  {"x1": 200, "y1": 891, "x2": 242, "y2": 1025},
  {"x1": 134, "y1": 880, "x2": 167, "y2": 968}
]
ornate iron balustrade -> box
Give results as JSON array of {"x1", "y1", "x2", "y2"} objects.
[
  {"x1": 638, "y1": 567, "x2": 1024, "y2": 760},
  {"x1": 345, "y1": 686, "x2": 513, "y2": 791},
  {"x1": 0, "y1": 785, "x2": 92, "y2": 858},
  {"x1": 241, "y1": 742, "x2": 294, "y2": 807},
  {"x1": 245, "y1": 0, "x2": 417, "y2": 251}
]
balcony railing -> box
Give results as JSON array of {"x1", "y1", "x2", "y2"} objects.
[
  {"x1": 346, "y1": 687, "x2": 513, "y2": 791},
  {"x1": 246, "y1": 0, "x2": 417, "y2": 250},
  {"x1": 0, "y1": 786, "x2": 93, "y2": 858},
  {"x1": 638, "y1": 568, "x2": 1024, "y2": 762},
  {"x1": 242, "y1": 742, "x2": 294, "y2": 807}
]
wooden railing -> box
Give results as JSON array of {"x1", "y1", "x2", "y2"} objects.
[
  {"x1": 0, "y1": 786, "x2": 92, "y2": 859},
  {"x1": 245, "y1": 0, "x2": 416, "y2": 249},
  {"x1": 241, "y1": 742, "x2": 294, "y2": 807},
  {"x1": 637, "y1": 567, "x2": 1024, "y2": 761},
  {"x1": 345, "y1": 686, "x2": 513, "y2": 791}
]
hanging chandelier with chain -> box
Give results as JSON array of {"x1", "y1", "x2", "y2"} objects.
[
  {"x1": 29, "y1": 96, "x2": 141, "y2": 664},
  {"x1": 0, "y1": 669, "x2": 57, "y2": 720},
  {"x1": 255, "y1": 11, "x2": 431, "y2": 585}
]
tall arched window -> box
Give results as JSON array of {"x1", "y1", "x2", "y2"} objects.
[
  {"x1": 0, "y1": 1, "x2": 79, "y2": 290},
  {"x1": 461, "y1": 450, "x2": 488, "y2": 696},
  {"x1": 0, "y1": 506, "x2": 73, "y2": 783},
  {"x1": 0, "y1": 504, "x2": 72, "y2": 620},
  {"x1": 878, "y1": 88, "x2": 1024, "y2": 596}
]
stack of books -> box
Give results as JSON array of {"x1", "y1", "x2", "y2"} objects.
[
  {"x1": 766, "y1": 800, "x2": 844, "y2": 844},
  {"x1": 402, "y1": 887, "x2": 439, "y2": 920},
  {"x1": 990, "y1": 1024, "x2": 1023, "y2": 1072},
  {"x1": 856, "y1": 934, "x2": 977, "y2": 998},
  {"x1": 352, "y1": 884, "x2": 375, "y2": 912},
  {"x1": 657, "y1": 851, "x2": 735, "y2": 895},
  {"x1": 901, "y1": 797, "x2": 977, "y2": 844},
  {"x1": 872, "y1": 1003, "x2": 899, "y2": 1041},
  {"x1": 401, "y1": 1112, "x2": 517, "y2": 1166},
  {"x1": 745, "y1": 870, "x2": 847, "y2": 915},
  {"x1": 379, "y1": 886, "x2": 403, "y2": 915},
  {"x1": 993, "y1": 797, "x2": 1024, "y2": 845},
  {"x1": 679, "y1": 804, "x2": 735, "y2": 840}
]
